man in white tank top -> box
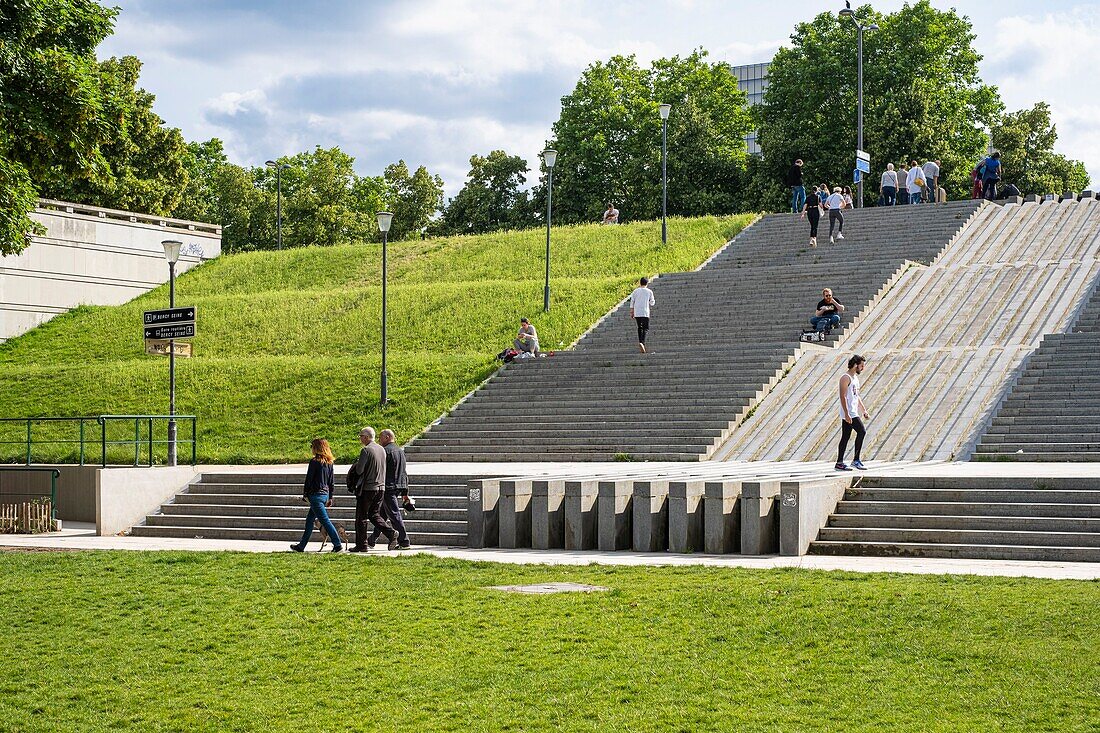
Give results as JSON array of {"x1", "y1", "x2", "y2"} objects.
[{"x1": 836, "y1": 354, "x2": 870, "y2": 471}]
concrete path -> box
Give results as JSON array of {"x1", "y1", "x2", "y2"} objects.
[{"x1": 3, "y1": 521, "x2": 1096, "y2": 581}]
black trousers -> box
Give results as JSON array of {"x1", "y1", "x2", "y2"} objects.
[
  {"x1": 829, "y1": 209, "x2": 843, "y2": 237},
  {"x1": 368, "y1": 490, "x2": 409, "y2": 544},
  {"x1": 837, "y1": 417, "x2": 866, "y2": 464},
  {"x1": 354, "y1": 489, "x2": 395, "y2": 547},
  {"x1": 635, "y1": 316, "x2": 650, "y2": 343},
  {"x1": 806, "y1": 207, "x2": 819, "y2": 237}
]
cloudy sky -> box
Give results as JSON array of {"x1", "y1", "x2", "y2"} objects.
[{"x1": 100, "y1": 0, "x2": 1100, "y2": 195}]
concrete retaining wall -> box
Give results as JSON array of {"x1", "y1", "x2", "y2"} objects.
[
  {"x1": 1, "y1": 199, "x2": 221, "y2": 342},
  {"x1": 96, "y1": 466, "x2": 198, "y2": 536}
]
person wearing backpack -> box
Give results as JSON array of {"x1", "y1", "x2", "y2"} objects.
[
  {"x1": 289, "y1": 438, "x2": 344, "y2": 553},
  {"x1": 978, "y1": 151, "x2": 1002, "y2": 200}
]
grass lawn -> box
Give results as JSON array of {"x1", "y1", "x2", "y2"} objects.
[
  {"x1": 0, "y1": 551, "x2": 1096, "y2": 732},
  {"x1": 0, "y1": 216, "x2": 753, "y2": 463}
]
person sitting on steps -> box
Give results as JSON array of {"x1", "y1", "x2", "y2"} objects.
[
  {"x1": 514, "y1": 317, "x2": 539, "y2": 356},
  {"x1": 811, "y1": 288, "x2": 845, "y2": 333}
]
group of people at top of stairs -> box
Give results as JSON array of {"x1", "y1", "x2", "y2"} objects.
[
  {"x1": 289, "y1": 427, "x2": 415, "y2": 554},
  {"x1": 787, "y1": 152, "x2": 1008, "y2": 248}
]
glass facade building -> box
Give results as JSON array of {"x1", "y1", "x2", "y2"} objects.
[{"x1": 731, "y1": 62, "x2": 770, "y2": 155}]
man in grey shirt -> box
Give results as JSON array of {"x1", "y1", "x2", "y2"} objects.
[
  {"x1": 350, "y1": 426, "x2": 398, "y2": 551},
  {"x1": 367, "y1": 429, "x2": 412, "y2": 549}
]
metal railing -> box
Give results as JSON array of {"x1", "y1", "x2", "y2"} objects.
[
  {"x1": 0, "y1": 415, "x2": 197, "y2": 466},
  {"x1": 0, "y1": 467, "x2": 60, "y2": 524}
]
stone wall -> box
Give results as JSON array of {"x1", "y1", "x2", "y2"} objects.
[{"x1": 0, "y1": 199, "x2": 221, "y2": 342}]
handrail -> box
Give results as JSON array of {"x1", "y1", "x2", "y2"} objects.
[
  {"x1": 0, "y1": 467, "x2": 61, "y2": 524},
  {"x1": 0, "y1": 416, "x2": 197, "y2": 466}
]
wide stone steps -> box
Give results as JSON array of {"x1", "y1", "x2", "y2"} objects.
[
  {"x1": 411, "y1": 201, "x2": 986, "y2": 462},
  {"x1": 807, "y1": 475, "x2": 1100, "y2": 561},
  {"x1": 132, "y1": 474, "x2": 473, "y2": 546}
]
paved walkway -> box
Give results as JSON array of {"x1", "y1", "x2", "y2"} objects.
[{"x1": 3, "y1": 522, "x2": 1096, "y2": 581}]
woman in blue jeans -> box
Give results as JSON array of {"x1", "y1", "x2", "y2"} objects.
[{"x1": 290, "y1": 438, "x2": 344, "y2": 553}]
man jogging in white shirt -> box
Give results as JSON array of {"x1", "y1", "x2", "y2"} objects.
[
  {"x1": 628, "y1": 277, "x2": 655, "y2": 353},
  {"x1": 836, "y1": 354, "x2": 870, "y2": 471}
]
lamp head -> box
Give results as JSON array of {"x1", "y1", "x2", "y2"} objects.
[
  {"x1": 868, "y1": 23, "x2": 879, "y2": 30},
  {"x1": 161, "y1": 240, "x2": 183, "y2": 264},
  {"x1": 839, "y1": 8, "x2": 854, "y2": 18},
  {"x1": 659, "y1": 103, "x2": 672, "y2": 121},
  {"x1": 265, "y1": 160, "x2": 277, "y2": 167},
  {"x1": 376, "y1": 211, "x2": 393, "y2": 233},
  {"x1": 542, "y1": 148, "x2": 558, "y2": 169}
]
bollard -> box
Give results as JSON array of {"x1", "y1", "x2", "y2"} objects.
[
  {"x1": 740, "y1": 480, "x2": 781, "y2": 555},
  {"x1": 531, "y1": 480, "x2": 565, "y2": 550},
  {"x1": 632, "y1": 480, "x2": 670, "y2": 552},
  {"x1": 597, "y1": 480, "x2": 633, "y2": 551},
  {"x1": 703, "y1": 480, "x2": 741, "y2": 554},
  {"x1": 668, "y1": 480, "x2": 704, "y2": 553},
  {"x1": 564, "y1": 480, "x2": 599, "y2": 550},
  {"x1": 498, "y1": 480, "x2": 532, "y2": 549},
  {"x1": 467, "y1": 478, "x2": 500, "y2": 548}
]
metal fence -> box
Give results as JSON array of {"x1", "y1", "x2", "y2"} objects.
[{"x1": 0, "y1": 415, "x2": 197, "y2": 466}]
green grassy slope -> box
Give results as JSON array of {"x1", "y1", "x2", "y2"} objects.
[{"x1": 0, "y1": 216, "x2": 754, "y2": 463}]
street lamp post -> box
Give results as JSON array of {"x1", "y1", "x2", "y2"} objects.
[
  {"x1": 161, "y1": 239, "x2": 182, "y2": 466},
  {"x1": 541, "y1": 149, "x2": 557, "y2": 313},
  {"x1": 376, "y1": 211, "x2": 393, "y2": 406},
  {"x1": 659, "y1": 103, "x2": 672, "y2": 244},
  {"x1": 839, "y1": 7, "x2": 878, "y2": 208},
  {"x1": 265, "y1": 160, "x2": 291, "y2": 249}
]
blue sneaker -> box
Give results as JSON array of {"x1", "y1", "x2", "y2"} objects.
[
  {"x1": 852, "y1": 460, "x2": 867, "y2": 470},
  {"x1": 835, "y1": 462, "x2": 853, "y2": 471}
]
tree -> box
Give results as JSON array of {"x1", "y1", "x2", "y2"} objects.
[
  {"x1": 383, "y1": 160, "x2": 444, "y2": 240},
  {"x1": 756, "y1": 1, "x2": 1003, "y2": 208},
  {"x1": 173, "y1": 139, "x2": 264, "y2": 253},
  {"x1": 0, "y1": 0, "x2": 118, "y2": 254},
  {"x1": 990, "y1": 103, "x2": 1089, "y2": 196},
  {"x1": 257, "y1": 146, "x2": 386, "y2": 249},
  {"x1": 541, "y1": 50, "x2": 753, "y2": 224},
  {"x1": 438, "y1": 150, "x2": 530, "y2": 235}
]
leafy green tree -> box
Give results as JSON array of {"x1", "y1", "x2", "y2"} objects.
[
  {"x1": 541, "y1": 50, "x2": 752, "y2": 224},
  {"x1": 383, "y1": 160, "x2": 444, "y2": 240},
  {"x1": 257, "y1": 146, "x2": 386, "y2": 249},
  {"x1": 990, "y1": 103, "x2": 1089, "y2": 196},
  {"x1": 756, "y1": 0, "x2": 1003, "y2": 208},
  {"x1": 173, "y1": 139, "x2": 265, "y2": 253},
  {"x1": 41, "y1": 56, "x2": 190, "y2": 215},
  {"x1": 0, "y1": 0, "x2": 118, "y2": 254},
  {"x1": 438, "y1": 150, "x2": 530, "y2": 235}
]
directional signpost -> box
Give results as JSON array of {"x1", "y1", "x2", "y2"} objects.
[
  {"x1": 854, "y1": 149, "x2": 871, "y2": 193},
  {"x1": 143, "y1": 306, "x2": 196, "y2": 356}
]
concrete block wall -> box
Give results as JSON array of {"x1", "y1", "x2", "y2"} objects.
[{"x1": 0, "y1": 199, "x2": 221, "y2": 341}]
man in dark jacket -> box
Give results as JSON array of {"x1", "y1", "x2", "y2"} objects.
[
  {"x1": 349, "y1": 426, "x2": 398, "y2": 552},
  {"x1": 368, "y1": 429, "x2": 412, "y2": 550},
  {"x1": 787, "y1": 159, "x2": 805, "y2": 214}
]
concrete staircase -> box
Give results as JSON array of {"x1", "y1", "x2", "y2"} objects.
[
  {"x1": 129, "y1": 472, "x2": 470, "y2": 546},
  {"x1": 810, "y1": 475, "x2": 1100, "y2": 561},
  {"x1": 974, "y1": 275, "x2": 1100, "y2": 461},
  {"x1": 406, "y1": 200, "x2": 985, "y2": 462},
  {"x1": 715, "y1": 198, "x2": 1100, "y2": 462}
]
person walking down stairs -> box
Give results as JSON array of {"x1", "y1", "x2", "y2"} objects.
[
  {"x1": 629, "y1": 277, "x2": 656, "y2": 353},
  {"x1": 836, "y1": 355, "x2": 871, "y2": 471}
]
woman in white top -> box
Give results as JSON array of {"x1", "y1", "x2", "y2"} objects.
[
  {"x1": 826, "y1": 187, "x2": 846, "y2": 243},
  {"x1": 880, "y1": 163, "x2": 898, "y2": 206},
  {"x1": 842, "y1": 186, "x2": 854, "y2": 209},
  {"x1": 905, "y1": 158, "x2": 923, "y2": 204}
]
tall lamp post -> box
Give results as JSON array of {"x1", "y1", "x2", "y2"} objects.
[
  {"x1": 659, "y1": 103, "x2": 672, "y2": 244},
  {"x1": 265, "y1": 160, "x2": 291, "y2": 249},
  {"x1": 161, "y1": 239, "x2": 182, "y2": 466},
  {"x1": 376, "y1": 211, "x2": 393, "y2": 406},
  {"x1": 541, "y1": 148, "x2": 557, "y2": 313},
  {"x1": 839, "y1": 6, "x2": 878, "y2": 208}
]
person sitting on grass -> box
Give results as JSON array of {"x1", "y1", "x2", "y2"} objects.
[
  {"x1": 514, "y1": 317, "x2": 539, "y2": 355},
  {"x1": 811, "y1": 288, "x2": 845, "y2": 333},
  {"x1": 602, "y1": 203, "x2": 620, "y2": 225}
]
